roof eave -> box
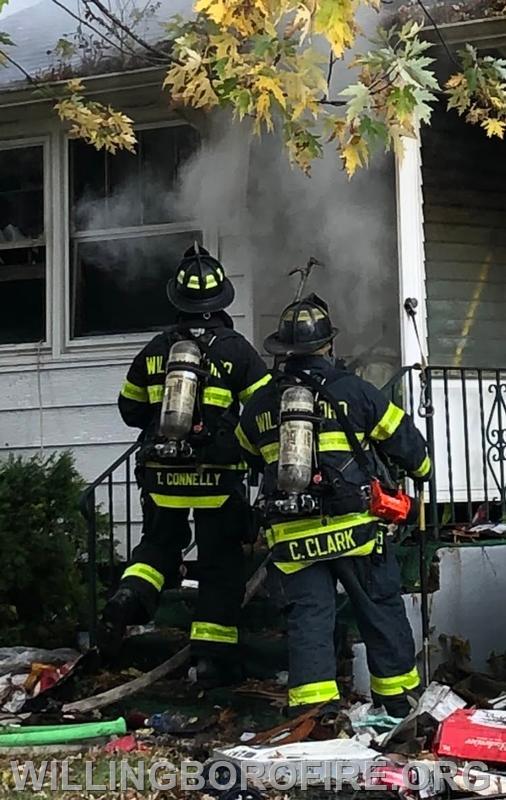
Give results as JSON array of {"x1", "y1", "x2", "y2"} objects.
[
  {"x1": 422, "y1": 15, "x2": 506, "y2": 50},
  {"x1": 0, "y1": 64, "x2": 167, "y2": 108}
]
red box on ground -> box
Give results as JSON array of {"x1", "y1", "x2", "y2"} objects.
[{"x1": 435, "y1": 709, "x2": 506, "y2": 763}]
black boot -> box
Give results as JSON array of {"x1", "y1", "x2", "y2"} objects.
[
  {"x1": 97, "y1": 586, "x2": 146, "y2": 661},
  {"x1": 286, "y1": 699, "x2": 342, "y2": 721},
  {"x1": 378, "y1": 693, "x2": 415, "y2": 719}
]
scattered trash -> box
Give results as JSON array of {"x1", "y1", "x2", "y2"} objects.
[
  {"x1": 104, "y1": 733, "x2": 146, "y2": 753},
  {"x1": 147, "y1": 710, "x2": 218, "y2": 735},
  {"x1": 0, "y1": 647, "x2": 79, "y2": 678},
  {"x1": 181, "y1": 579, "x2": 199, "y2": 590},
  {"x1": 379, "y1": 681, "x2": 467, "y2": 750},
  {"x1": 0, "y1": 648, "x2": 92, "y2": 714},
  {"x1": 275, "y1": 671, "x2": 289, "y2": 686},
  {"x1": 435, "y1": 708, "x2": 506, "y2": 763},
  {"x1": 347, "y1": 700, "x2": 403, "y2": 734},
  {"x1": 124, "y1": 623, "x2": 156, "y2": 638},
  {"x1": 214, "y1": 736, "x2": 381, "y2": 787},
  {"x1": 490, "y1": 693, "x2": 506, "y2": 710}
]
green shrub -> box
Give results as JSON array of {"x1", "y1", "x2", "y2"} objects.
[{"x1": 0, "y1": 452, "x2": 108, "y2": 647}]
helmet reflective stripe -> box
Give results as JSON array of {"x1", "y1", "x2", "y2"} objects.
[{"x1": 167, "y1": 244, "x2": 235, "y2": 312}]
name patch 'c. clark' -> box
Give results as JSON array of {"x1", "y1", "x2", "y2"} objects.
[
  {"x1": 288, "y1": 529, "x2": 356, "y2": 561},
  {"x1": 156, "y1": 471, "x2": 221, "y2": 488}
]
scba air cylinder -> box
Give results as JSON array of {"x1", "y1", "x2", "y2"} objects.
[
  {"x1": 277, "y1": 385, "x2": 314, "y2": 494},
  {"x1": 159, "y1": 340, "x2": 201, "y2": 440}
]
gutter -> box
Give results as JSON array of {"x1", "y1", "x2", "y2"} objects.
[
  {"x1": 0, "y1": 64, "x2": 167, "y2": 109},
  {"x1": 422, "y1": 15, "x2": 506, "y2": 49}
]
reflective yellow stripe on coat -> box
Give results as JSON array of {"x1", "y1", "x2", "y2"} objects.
[
  {"x1": 413, "y1": 454, "x2": 431, "y2": 478},
  {"x1": 121, "y1": 380, "x2": 148, "y2": 403},
  {"x1": 202, "y1": 386, "x2": 233, "y2": 408},
  {"x1": 150, "y1": 493, "x2": 229, "y2": 509},
  {"x1": 235, "y1": 423, "x2": 260, "y2": 456},
  {"x1": 370, "y1": 402, "x2": 405, "y2": 441},
  {"x1": 239, "y1": 374, "x2": 272, "y2": 404}
]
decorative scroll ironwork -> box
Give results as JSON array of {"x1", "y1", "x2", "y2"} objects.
[{"x1": 486, "y1": 382, "x2": 506, "y2": 502}]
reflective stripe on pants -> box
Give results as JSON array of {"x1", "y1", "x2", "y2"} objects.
[{"x1": 190, "y1": 621, "x2": 239, "y2": 645}]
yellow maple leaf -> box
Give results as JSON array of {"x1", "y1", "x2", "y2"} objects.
[
  {"x1": 67, "y1": 78, "x2": 85, "y2": 94},
  {"x1": 445, "y1": 73, "x2": 464, "y2": 89},
  {"x1": 256, "y1": 75, "x2": 286, "y2": 108},
  {"x1": 481, "y1": 117, "x2": 506, "y2": 139},
  {"x1": 195, "y1": 0, "x2": 227, "y2": 23},
  {"x1": 313, "y1": 0, "x2": 357, "y2": 58},
  {"x1": 341, "y1": 135, "x2": 368, "y2": 177},
  {"x1": 183, "y1": 71, "x2": 219, "y2": 108},
  {"x1": 255, "y1": 92, "x2": 273, "y2": 132}
]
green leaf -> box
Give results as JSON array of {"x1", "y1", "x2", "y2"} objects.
[
  {"x1": 412, "y1": 86, "x2": 436, "y2": 124},
  {"x1": 390, "y1": 85, "x2": 417, "y2": 118},
  {"x1": 359, "y1": 116, "x2": 389, "y2": 149},
  {"x1": 0, "y1": 30, "x2": 13, "y2": 47},
  {"x1": 341, "y1": 81, "x2": 372, "y2": 120}
]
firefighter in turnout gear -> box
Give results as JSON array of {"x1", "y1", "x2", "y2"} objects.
[
  {"x1": 98, "y1": 245, "x2": 271, "y2": 685},
  {"x1": 236, "y1": 294, "x2": 432, "y2": 717}
]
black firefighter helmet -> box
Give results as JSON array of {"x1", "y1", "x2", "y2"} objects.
[
  {"x1": 167, "y1": 243, "x2": 235, "y2": 314},
  {"x1": 264, "y1": 293, "x2": 338, "y2": 356}
]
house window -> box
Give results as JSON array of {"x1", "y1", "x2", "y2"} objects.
[
  {"x1": 0, "y1": 144, "x2": 45, "y2": 345},
  {"x1": 69, "y1": 124, "x2": 201, "y2": 339}
]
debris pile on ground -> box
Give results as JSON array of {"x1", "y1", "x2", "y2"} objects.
[
  {"x1": 213, "y1": 682, "x2": 506, "y2": 797},
  {"x1": 2, "y1": 634, "x2": 506, "y2": 800},
  {"x1": 0, "y1": 647, "x2": 82, "y2": 717}
]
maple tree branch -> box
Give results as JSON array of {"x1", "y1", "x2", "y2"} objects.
[
  {"x1": 416, "y1": 0, "x2": 461, "y2": 69},
  {"x1": 326, "y1": 53, "x2": 336, "y2": 87},
  {"x1": 79, "y1": 0, "x2": 163, "y2": 66},
  {"x1": 87, "y1": 0, "x2": 175, "y2": 62},
  {"x1": 50, "y1": 0, "x2": 155, "y2": 65},
  {"x1": 0, "y1": 50, "x2": 38, "y2": 83},
  {"x1": 318, "y1": 98, "x2": 346, "y2": 106}
]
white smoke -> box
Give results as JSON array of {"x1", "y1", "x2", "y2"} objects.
[{"x1": 175, "y1": 111, "x2": 399, "y2": 377}]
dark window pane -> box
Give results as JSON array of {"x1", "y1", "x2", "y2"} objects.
[
  {"x1": 0, "y1": 145, "x2": 45, "y2": 344},
  {"x1": 0, "y1": 146, "x2": 44, "y2": 240},
  {"x1": 0, "y1": 245, "x2": 45, "y2": 344},
  {"x1": 422, "y1": 105, "x2": 506, "y2": 368},
  {"x1": 70, "y1": 125, "x2": 200, "y2": 230},
  {"x1": 71, "y1": 232, "x2": 202, "y2": 337},
  {"x1": 141, "y1": 126, "x2": 200, "y2": 224}
]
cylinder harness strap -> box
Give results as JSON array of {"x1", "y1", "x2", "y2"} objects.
[{"x1": 291, "y1": 370, "x2": 415, "y2": 525}]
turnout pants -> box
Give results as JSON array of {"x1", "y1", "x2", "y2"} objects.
[
  {"x1": 120, "y1": 492, "x2": 246, "y2": 660},
  {"x1": 278, "y1": 540, "x2": 419, "y2": 713}
]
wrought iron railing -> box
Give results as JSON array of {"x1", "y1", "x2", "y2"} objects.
[
  {"x1": 80, "y1": 442, "x2": 140, "y2": 644},
  {"x1": 385, "y1": 365, "x2": 506, "y2": 536},
  {"x1": 80, "y1": 364, "x2": 506, "y2": 639}
]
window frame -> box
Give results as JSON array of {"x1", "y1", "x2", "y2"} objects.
[
  {"x1": 0, "y1": 134, "x2": 52, "y2": 355},
  {"x1": 64, "y1": 119, "x2": 216, "y2": 353}
]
